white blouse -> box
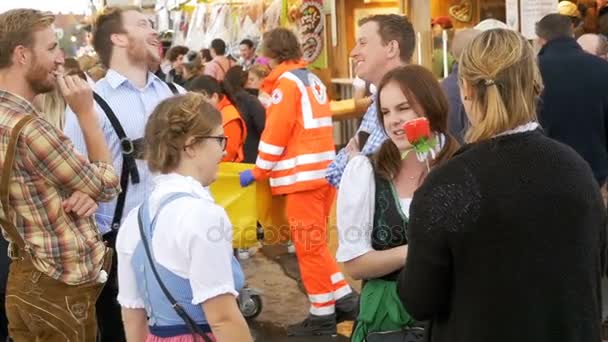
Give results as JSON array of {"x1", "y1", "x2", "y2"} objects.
[
  {"x1": 116, "y1": 173, "x2": 238, "y2": 309},
  {"x1": 336, "y1": 156, "x2": 411, "y2": 263}
]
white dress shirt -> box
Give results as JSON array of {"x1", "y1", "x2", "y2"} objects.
[
  {"x1": 116, "y1": 173, "x2": 239, "y2": 308},
  {"x1": 64, "y1": 69, "x2": 185, "y2": 234}
]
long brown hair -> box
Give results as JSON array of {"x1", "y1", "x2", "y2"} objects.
[{"x1": 374, "y1": 65, "x2": 459, "y2": 180}]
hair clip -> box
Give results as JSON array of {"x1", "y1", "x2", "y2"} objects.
[{"x1": 484, "y1": 79, "x2": 496, "y2": 86}]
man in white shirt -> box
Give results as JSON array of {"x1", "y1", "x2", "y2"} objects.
[{"x1": 64, "y1": 6, "x2": 183, "y2": 342}]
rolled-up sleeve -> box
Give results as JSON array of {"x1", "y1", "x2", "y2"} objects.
[{"x1": 23, "y1": 117, "x2": 120, "y2": 202}]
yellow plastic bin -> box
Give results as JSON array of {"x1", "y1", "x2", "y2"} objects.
[{"x1": 209, "y1": 163, "x2": 290, "y2": 248}]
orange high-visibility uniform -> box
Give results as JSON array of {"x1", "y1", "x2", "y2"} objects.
[
  {"x1": 252, "y1": 60, "x2": 351, "y2": 316},
  {"x1": 219, "y1": 97, "x2": 247, "y2": 163}
]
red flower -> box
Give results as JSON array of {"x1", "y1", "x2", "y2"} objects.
[{"x1": 403, "y1": 117, "x2": 431, "y2": 146}]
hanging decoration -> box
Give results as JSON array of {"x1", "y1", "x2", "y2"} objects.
[{"x1": 298, "y1": 0, "x2": 324, "y2": 63}]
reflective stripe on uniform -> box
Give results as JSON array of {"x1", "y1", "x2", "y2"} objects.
[
  {"x1": 273, "y1": 150, "x2": 336, "y2": 171},
  {"x1": 279, "y1": 72, "x2": 333, "y2": 129},
  {"x1": 330, "y1": 272, "x2": 345, "y2": 284},
  {"x1": 333, "y1": 284, "x2": 352, "y2": 301},
  {"x1": 255, "y1": 157, "x2": 277, "y2": 170},
  {"x1": 269, "y1": 169, "x2": 327, "y2": 187},
  {"x1": 309, "y1": 292, "x2": 334, "y2": 304},
  {"x1": 259, "y1": 141, "x2": 285, "y2": 156},
  {"x1": 310, "y1": 304, "x2": 335, "y2": 316}
]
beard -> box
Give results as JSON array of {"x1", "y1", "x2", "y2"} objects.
[
  {"x1": 126, "y1": 35, "x2": 148, "y2": 65},
  {"x1": 25, "y1": 55, "x2": 55, "y2": 95},
  {"x1": 127, "y1": 34, "x2": 160, "y2": 66}
]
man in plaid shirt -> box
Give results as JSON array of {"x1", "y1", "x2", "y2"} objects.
[
  {"x1": 326, "y1": 14, "x2": 416, "y2": 188},
  {"x1": 0, "y1": 9, "x2": 120, "y2": 342}
]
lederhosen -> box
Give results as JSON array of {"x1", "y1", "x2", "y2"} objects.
[{"x1": 1, "y1": 116, "x2": 112, "y2": 342}]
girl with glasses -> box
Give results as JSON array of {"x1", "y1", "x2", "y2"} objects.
[{"x1": 116, "y1": 93, "x2": 253, "y2": 342}]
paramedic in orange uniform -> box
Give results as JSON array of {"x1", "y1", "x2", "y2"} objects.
[
  {"x1": 187, "y1": 75, "x2": 247, "y2": 162},
  {"x1": 239, "y1": 28, "x2": 358, "y2": 336}
]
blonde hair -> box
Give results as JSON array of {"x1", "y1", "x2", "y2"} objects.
[
  {"x1": 76, "y1": 55, "x2": 107, "y2": 81},
  {"x1": 144, "y1": 93, "x2": 222, "y2": 173},
  {"x1": 35, "y1": 90, "x2": 66, "y2": 130},
  {"x1": 77, "y1": 55, "x2": 98, "y2": 72},
  {"x1": 87, "y1": 65, "x2": 107, "y2": 81},
  {"x1": 458, "y1": 29, "x2": 543, "y2": 143},
  {"x1": 248, "y1": 64, "x2": 270, "y2": 79}
]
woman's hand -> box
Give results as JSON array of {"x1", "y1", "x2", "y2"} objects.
[{"x1": 345, "y1": 136, "x2": 360, "y2": 161}]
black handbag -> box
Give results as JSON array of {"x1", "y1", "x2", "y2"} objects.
[
  {"x1": 366, "y1": 326, "x2": 425, "y2": 342},
  {"x1": 137, "y1": 206, "x2": 213, "y2": 342}
]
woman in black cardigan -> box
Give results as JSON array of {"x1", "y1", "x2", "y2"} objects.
[{"x1": 397, "y1": 28, "x2": 606, "y2": 342}]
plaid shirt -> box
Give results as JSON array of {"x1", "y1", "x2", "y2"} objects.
[
  {"x1": 0, "y1": 90, "x2": 120, "y2": 285},
  {"x1": 326, "y1": 95, "x2": 387, "y2": 187}
]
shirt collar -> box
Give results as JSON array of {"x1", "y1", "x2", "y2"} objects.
[
  {"x1": 105, "y1": 69, "x2": 163, "y2": 90},
  {"x1": 0, "y1": 89, "x2": 40, "y2": 117},
  {"x1": 494, "y1": 122, "x2": 540, "y2": 137}
]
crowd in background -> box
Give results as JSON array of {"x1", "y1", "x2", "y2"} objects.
[{"x1": 0, "y1": 3, "x2": 607, "y2": 342}]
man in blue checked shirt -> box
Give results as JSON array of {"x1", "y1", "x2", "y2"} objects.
[
  {"x1": 64, "y1": 7, "x2": 184, "y2": 342},
  {"x1": 326, "y1": 14, "x2": 417, "y2": 188}
]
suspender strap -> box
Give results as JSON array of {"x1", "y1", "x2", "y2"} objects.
[
  {"x1": 166, "y1": 82, "x2": 178, "y2": 95},
  {"x1": 111, "y1": 162, "x2": 131, "y2": 231},
  {"x1": 0, "y1": 115, "x2": 35, "y2": 252},
  {"x1": 137, "y1": 193, "x2": 213, "y2": 342},
  {"x1": 92, "y1": 92, "x2": 140, "y2": 230}
]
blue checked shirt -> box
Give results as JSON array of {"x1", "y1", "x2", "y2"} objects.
[
  {"x1": 64, "y1": 69, "x2": 184, "y2": 235},
  {"x1": 326, "y1": 95, "x2": 387, "y2": 187}
]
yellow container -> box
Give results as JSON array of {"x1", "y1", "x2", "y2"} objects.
[{"x1": 209, "y1": 163, "x2": 290, "y2": 248}]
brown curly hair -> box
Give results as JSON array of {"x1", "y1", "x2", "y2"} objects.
[
  {"x1": 144, "y1": 93, "x2": 222, "y2": 173},
  {"x1": 262, "y1": 28, "x2": 302, "y2": 63}
]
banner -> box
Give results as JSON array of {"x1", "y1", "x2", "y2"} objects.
[{"x1": 298, "y1": 0, "x2": 327, "y2": 68}]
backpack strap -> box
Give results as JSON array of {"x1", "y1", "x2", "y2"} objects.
[
  {"x1": 0, "y1": 116, "x2": 35, "y2": 256},
  {"x1": 92, "y1": 92, "x2": 140, "y2": 231}
]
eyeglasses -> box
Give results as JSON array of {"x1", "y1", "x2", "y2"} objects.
[{"x1": 183, "y1": 135, "x2": 228, "y2": 151}]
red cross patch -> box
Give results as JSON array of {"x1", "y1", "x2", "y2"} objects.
[{"x1": 308, "y1": 74, "x2": 327, "y2": 104}]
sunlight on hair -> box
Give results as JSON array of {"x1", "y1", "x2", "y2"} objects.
[{"x1": 458, "y1": 29, "x2": 543, "y2": 143}]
